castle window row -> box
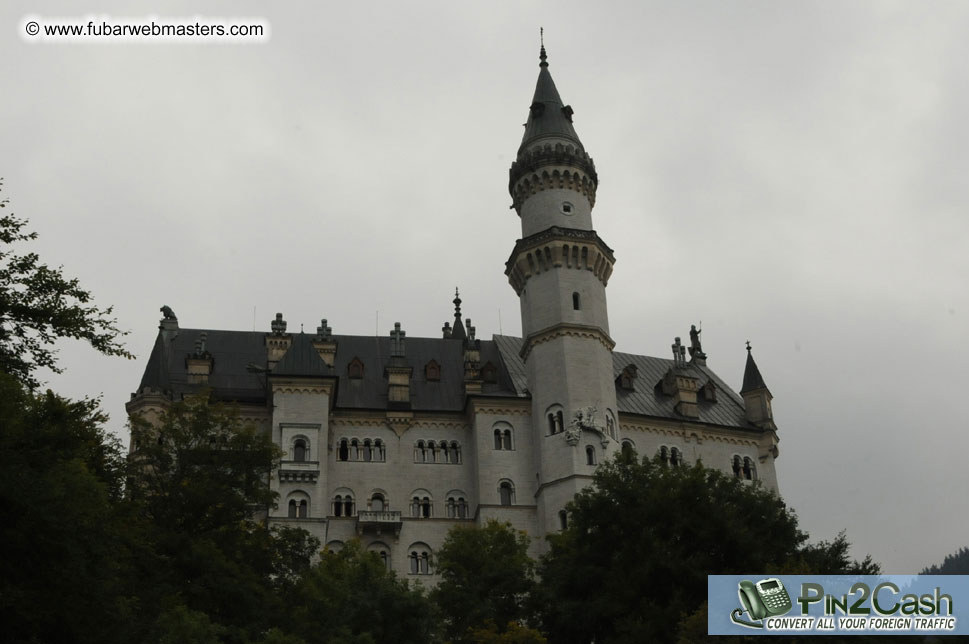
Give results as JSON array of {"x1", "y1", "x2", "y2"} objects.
[
  {"x1": 658, "y1": 445, "x2": 683, "y2": 467},
  {"x1": 732, "y1": 455, "x2": 757, "y2": 481},
  {"x1": 414, "y1": 440, "x2": 462, "y2": 464},
  {"x1": 321, "y1": 489, "x2": 473, "y2": 519},
  {"x1": 337, "y1": 438, "x2": 386, "y2": 462}
]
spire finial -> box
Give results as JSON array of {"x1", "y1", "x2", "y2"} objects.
[
  {"x1": 453, "y1": 287, "x2": 462, "y2": 316},
  {"x1": 746, "y1": 340, "x2": 752, "y2": 352},
  {"x1": 539, "y1": 27, "x2": 547, "y2": 67}
]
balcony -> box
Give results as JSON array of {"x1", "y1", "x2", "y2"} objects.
[
  {"x1": 277, "y1": 460, "x2": 320, "y2": 484},
  {"x1": 356, "y1": 510, "x2": 403, "y2": 537}
]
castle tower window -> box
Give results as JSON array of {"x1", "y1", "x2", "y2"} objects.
[
  {"x1": 451, "y1": 441, "x2": 461, "y2": 463},
  {"x1": 440, "y1": 441, "x2": 450, "y2": 463},
  {"x1": 659, "y1": 446, "x2": 670, "y2": 465},
  {"x1": 743, "y1": 457, "x2": 756, "y2": 481},
  {"x1": 732, "y1": 455, "x2": 743, "y2": 479},
  {"x1": 293, "y1": 438, "x2": 307, "y2": 462},
  {"x1": 288, "y1": 500, "x2": 297, "y2": 518},
  {"x1": 502, "y1": 430, "x2": 512, "y2": 450},
  {"x1": 499, "y1": 480, "x2": 515, "y2": 506},
  {"x1": 338, "y1": 438, "x2": 349, "y2": 462},
  {"x1": 298, "y1": 500, "x2": 307, "y2": 518},
  {"x1": 585, "y1": 445, "x2": 596, "y2": 465},
  {"x1": 363, "y1": 439, "x2": 372, "y2": 462},
  {"x1": 494, "y1": 429, "x2": 503, "y2": 450},
  {"x1": 559, "y1": 510, "x2": 568, "y2": 530},
  {"x1": 371, "y1": 493, "x2": 385, "y2": 512},
  {"x1": 374, "y1": 439, "x2": 385, "y2": 462},
  {"x1": 572, "y1": 292, "x2": 580, "y2": 310}
]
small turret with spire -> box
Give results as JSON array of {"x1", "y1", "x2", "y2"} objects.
[{"x1": 741, "y1": 342, "x2": 776, "y2": 430}]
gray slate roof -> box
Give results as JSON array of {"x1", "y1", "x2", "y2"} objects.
[
  {"x1": 136, "y1": 328, "x2": 755, "y2": 430},
  {"x1": 519, "y1": 48, "x2": 584, "y2": 154}
]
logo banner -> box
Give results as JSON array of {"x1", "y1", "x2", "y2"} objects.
[{"x1": 708, "y1": 575, "x2": 969, "y2": 636}]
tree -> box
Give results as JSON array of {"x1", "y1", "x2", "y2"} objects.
[
  {"x1": 0, "y1": 371, "x2": 135, "y2": 644},
  {"x1": 284, "y1": 540, "x2": 435, "y2": 644},
  {"x1": 432, "y1": 519, "x2": 537, "y2": 643},
  {"x1": 127, "y1": 397, "x2": 320, "y2": 642},
  {"x1": 922, "y1": 546, "x2": 969, "y2": 574},
  {"x1": 534, "y1": 453, "x2": 878, "y2": 644},
  {"x1": 0, "y1": 179, "x2": 131, "y2": 388}
]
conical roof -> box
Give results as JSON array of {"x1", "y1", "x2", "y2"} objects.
[
  {"x1": 518, "y1": 45, "x2": 584, "y2": 154},
  {"x1": 740, "y1": 345, "x2": 770, "y2": 394}
]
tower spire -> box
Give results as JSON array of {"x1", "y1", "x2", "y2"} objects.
[
  {"x1": 450, "y1": 287, "x2": 467, "y2": 340},
  {"x1": 540, "y1": 27, "x2": 547, "y2": 67}
]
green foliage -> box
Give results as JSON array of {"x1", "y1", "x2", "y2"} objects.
[
  {"x1": 0, "y1": 180, "x2": 132, "y2": 388},
  {"x1": 535, "y1": 454, "x2": 878, "y2": 644},
  {"x1": 285, "y1": 540, "x2": 435, "y2": 644},
  {"x1": 467, "y1": 621, "x2": 547, "y2": 644},
  {"x1": 128, "y1": 396, "x2": 281, "y2": 533},
  {"x1": 0, "y1": 372, "x2": 133, "y2": 644},
  {"x1": 126, "y1": 397, "x2": 320, "y2": 641},
  {"x1": 432, "y1": 520, "x2": 536, "y2": 643},
  {"x1": 922, "y1": 546, "x2": 969, "y2": 574}
]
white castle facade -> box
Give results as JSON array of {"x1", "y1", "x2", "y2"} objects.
[{"x1": 127, "y1": 47, "x2": 781, "y2": 580}]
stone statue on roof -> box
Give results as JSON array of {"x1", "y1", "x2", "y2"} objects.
[{"x1": 160, "y1": 305, "x2": 177, "y2": 320}]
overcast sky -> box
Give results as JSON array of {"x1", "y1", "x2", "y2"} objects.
[{"x1": 3, "y1": 1, "x2": 967, "y2": 573}]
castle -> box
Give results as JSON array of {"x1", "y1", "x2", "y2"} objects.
[{"x1": 127, "y1": 45, "x2": 780, "y2": 578}]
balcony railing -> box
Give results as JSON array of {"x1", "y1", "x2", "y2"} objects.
[
  {"x1": 277, "y1": 460, "x2": 320, "y2": 483},
  {"x1": 356, "y1": 510, "x2": 403, "y2": 537}
]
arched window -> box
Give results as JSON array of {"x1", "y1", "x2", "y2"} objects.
[
  {"x1": 440, "y1": 441, "x2": 450, "y2": 463},
  {"x1": 572, "y1": 291, "x2": 580, "y2": 310},
  {"x1": 293, "y1": 438, "x2": 308, "y2": 462},
  {"x1": 333, "y1": 492, "x2": 354, "y2": 517},
  {"x1": 545, "y1": 405, "x2": 564, "y2": 435},
  {"x1": 288, "y1": 492, "x2": 310, "y2": 518},
  {"x1": 451, "y1": 441, "x2": 461, "y2": 463},
  {"x1": 362, "y1": 439, "x2": 372, "y2": 462},
  {"x1": 407, "y1": 543, "x2": 433, "y2": 575},
  {"x1": 498, "y1": 480, "x2": 515, "y2": 506},
  {"x1": 369, "y1": 542, "x2": 391, "y2": 571},
  {"x1": 659, "y1": 446, "x2": 670, "y2": 465},
  {"x1": 732, "y1": 455, "x2": 743, "y2": 479},
  {"x1": 743, "y1": 457, "x2": 756, "y2": 481},
  {"x1": 411, "y1": 490, "x2": 432, "y2": 518},
  {"x1": 502, "y1": 430, "x2": 512, "y2": 450},
  {"x1": 621, "y1": 439, "x2": 636, "y2": 457},
  {"x1": 670, "y1": 447, "x2": 682, "y2": 467},
  {"x1": 350, "y1": 438, "x2": 360, "y2": 461},
  {"x1": 338, "y1": 438, "x2": 349, "y2": 462},
  {"x1": 374, "y1": 439, "x2": 385, "y2": 462},
  {"x1": 494, "y1": 429, "x2": 503, "y2": 450},
  {"x1": 415, "y1": 440, "x2": 426, "y2": 463},
  {"x1": 559, "y1": 510, "x2": 568, "y2": 530},
  {"x1": 371, "y1": 492, "x2": 386, "y2": 512},
  {"x1": 585, "y1": 445, "x2": 596, "y2": 465},
  {"x1": 446, "y1": 491, "x2": 469, "y2": 519}
]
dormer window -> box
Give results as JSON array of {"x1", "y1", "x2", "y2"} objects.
[
  {"x1": 482, "y1": 362, "x2": 498, "y2": 384},
  {"x1": 348, "y1": 357, "x2": 365, "y2": 380},
  {"x1": 618, "y1": 364, "x2": 637, "y2": 390},
  {"x1": 425, "y1": 359, "x2": 441, "y2": 382}
]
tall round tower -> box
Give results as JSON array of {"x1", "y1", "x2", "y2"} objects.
[{"x1": 505, "y1": 45, "x2": 620, "y2": 537}]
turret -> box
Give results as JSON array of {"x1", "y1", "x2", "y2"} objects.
[{"x1": 741, "y1": 342, "x2": 776, "y2": 430}]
